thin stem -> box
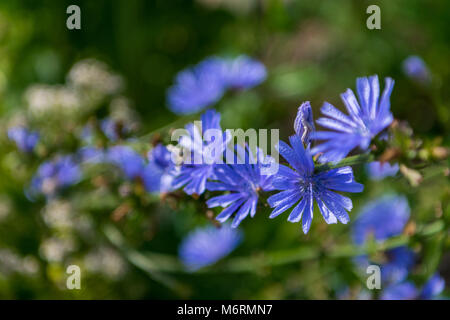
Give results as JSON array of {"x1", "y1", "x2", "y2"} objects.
[
  {"x1": 103, "y1": 220, "x2": 445, "y2": 275},
  {"x1": 314, "y1": 153, "x2": 374, "y2": 173},
  {"x1": 138, "y1": 113, "x2": 199, "y2": 142}
]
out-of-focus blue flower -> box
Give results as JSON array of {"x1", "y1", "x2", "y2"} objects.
[
  {"x1": 101, "y1": 118, "x2": 119, "y2": 141},
  {"x1": 101, "y1": 118, "x2": 130, "y2": 142},
  {"x1": 78, "y1": 146, "x2": 105, "y2": 164},
  {"x1": 352, "y1": 195, "x2": 410, "y2": 245},
  {"x1": 366, "y1": 161, "x2": 399, "y2": 180},
  {"x1": 7, "y1": 126, "x2": 39, "y2": 153},
  {"x1": 402, "y1": 55, "x2": 431, "y2": 84},
  {"x1": 206, "y1": 146, "x2": 275, "y2": 228},
  {"x1": 354, "y1": 246, "x2": 415, "y2": 285},
  {"x1": 381, "y1": 273, "x2": 445, "y2": 300},
  {"x1": 179, "y1": 225, "x2": 243, "y2": 271},
  {"x1": 222, "y1": 55, "x2": 266, "y2": 90},
  {"x1": 107, "y1": 146, "x2": 145, "y2": 180},
  {"x1": 381, "y1": 246, "x2": 416, "y2": 284},
  {"x1": 30, "y1": 156, "x2": 81, "y2": 196},
  {"x1": 142, "y1": 144, "x2": 177, "y2": 193},
  {"x1": 267, "y1": 135, "x2": 363, "y2": 234},
  {"x1": 167, "y1": 56, "x2": 266, "y2": 115},
  {"x1": 172, "y1": 109, "x2": 230, "y2": 195},
  {"x1": 352, "y1": 195, "x2": 413, "y2": 284},
  {"x1": 420, "y1": 273, "x2": 445, "y2": 299},
  {"x1": 294, "y1": 101, "x2": 315, "y2": 146},
  {"x1": 167, "y1": 57, "x2": 227, "y2": 115},
  {"x1": 312, "y1": 75, "x2": 394, "y2": 162},
  {"x1": 381, "y1": 282, "x2": 418, "y2": 300}
]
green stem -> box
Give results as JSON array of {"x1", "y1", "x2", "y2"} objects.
[
  {"x1": 138, "y1": 113, "x2": 199, "y2": 142},
  {"x1": 103, "y1": 220, "x2": 445, "y2": 275},
  {"x1": 315, "y1": 153, "x2": 374, "y2": 173}
]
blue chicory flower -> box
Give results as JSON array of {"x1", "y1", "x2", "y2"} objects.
[
  {"x1": 167, "y1": 56, "x2": 266, "y2": 115},
  {"x1": 366, "y1": 161, "x2": 399, "y2": 180},
  {"x1": 78, "y1": 146, "x2": 105, "y2": 164},
  {"x1": 29, "y1": 156, "x2": 81, "y2": 197},
  {"x1": 206, "y1": 145, "x2": 275, "y2": 228},
  {"x1": 267, "y1": 134, "x2": 364, "y2": 234},
  {"x1": 402, "y1": 55, "x2": 431, "y2": 84},
  {"x1": 381, "y1": 282, "x2": 418, "y2": 300},
  {"x1": 7, "y1": 126, "x2": 39, "y2": 153},
  {"x1": 312, "y1": 75, "x2": 394, "y2": 162},
  {"x1": 179, "y1": 224, "x2": 243, "y2": 271},
  {"x1": 352, "y1": 195, "x2": 410, "y2": 245},
  {"x1": 167, "y1": 57, "x2": 227, "y2": 115},
  {"x1": 294, "y1": 101, "x2": 315, "y2": 146},
  {"x1": 381, "y1": 273, "x2": 445, "y2": 300},
  {"x1": 172, "y1": 109, "x2": 230, "y2": 195},
  {"x1": 420, "y1": 273, "x2": 445, "y2": 299},
  {"x1": 100, "y1": 118, "x2": 130, "y2": 142},
  {"x1": 107, "y1": 145, "x2": 145, "y2": 180},
  {"x1": 142, "y1": 144, "x2": 177, "y2": 193},
  {"x1": 352, "y1": 195, "x2": 414, "y2": 284},
  {"x1": 222, "y1": 55, "x2": 266, "y2": 90}
]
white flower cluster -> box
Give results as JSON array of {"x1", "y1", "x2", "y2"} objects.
[
  {"x1": 39, "y1": 237, "x2": 76, "y2": 262},
  {"x1": 25, "y1": 84, "x2": 81, "y2": 116},
  {"x1": 0, "y1": 248, "x2": 39, "y2": 276},
  {"x1": 84, "y1": 246, "x2": 126, "y2": 278},
  {"x1": 41, "y1": 200, "x2": 74, "y2": 229},
  {"x1": 67, "y1": 59, "x2": 123, "y2": 95},
  {"x1": 25, "y1": 59, "x2": 124, "y2": 119}
]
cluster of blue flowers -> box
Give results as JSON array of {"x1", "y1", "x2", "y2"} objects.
[
  {"x1": 28, "y1": 156, "x2": 81, "y2": 198},
  {"x1": 167, "y1": 55, "x2": 266, "y2": 115},
  {"x1": 352, "y1": 195, "x2": 445, "y2": 299},
  {"x1": 10, "y1": 55, "x2": 445, "y2": 298},
  {"x1": 7, "y1": 126, "x2": 39, "y2": 153},
  {"x1": 381, "y1": 273, "x2": 445, "y2": 300}
]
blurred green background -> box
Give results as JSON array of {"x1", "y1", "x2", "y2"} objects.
[{"x1": 0, "y1": 0, "x2": 448, "y2": 299}]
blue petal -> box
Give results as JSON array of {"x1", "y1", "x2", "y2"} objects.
[
  {"x1": 216, "y1": 198, "x2": 246, "y2": 223},
  {"x1": 301, "y1": 190, "x2": 314, "y2": 234},
  {"x1": 315, "y1": 197, "x2": 338, "y2": 224},
  {"x1": 287, "y1": 197, "x2": 307, "y2": 223},
  {"x1": 206, "y1": 193, "x2": 244, "y2": 208}
]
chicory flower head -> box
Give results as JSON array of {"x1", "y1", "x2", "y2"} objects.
[
  {"x1": 420, "y1": 273, "x2": 445, "y2": 299},
  {"x1": 312, "y1": 75, "x2": 394, "y2": 162},
  {"x1": 101, "y1": 118, "x2": 131, "y2": 142},
  {"x1": 366, "y1": 161, "x2": 399, "y2": 180},
  {"x1": 167, "y1": 57, "x2": 227, "y2": 115},
  {"x1": 179, "y1": 224, "x2": 243, "y2": 271},
  {"x1": 222, "y1": 55, "x2": 266, "y2": 90},
  {"x1": 107, "y1": 145, "x2": 145, "y2": 180},
  {"x1": 294, "y1": 101, "x2": 315, "y2": 146},
  {"x1": 268, "y1": 135, "x2": 363, "y2": 234},
  {"x1": 30, "y1": 156, "x2": 81, "y2": 197},
  {"x1": 167, "y1": 56, "x2": 266, "y2": 115},
  {"x1": 352, "y1": 195, "x2": 410, "y2": 245},
  {"x1": 206, "y1": 145, "x2": 275, "y2": 228},
  {"x1": 143, "y1": 144, "x2": 177, "y2": 193},
  {"x1": 352, "y1": 195, "x2": 413, "y2": 284},
  {"x1": 78, "y1": 146, "x2": 105, "y2": 164},
  {"x1": 8, "y1": 126, "x2": 39, "y2": 153},
  {"x1": 172, "y1": 109, "x2": 230, "y2": 196},
  {"x1": 381, "y1": 273, "x2": 445, "y2": 300},
  {"x1": 402, "y1": 55, "x2": 431, "y2": 84}
]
